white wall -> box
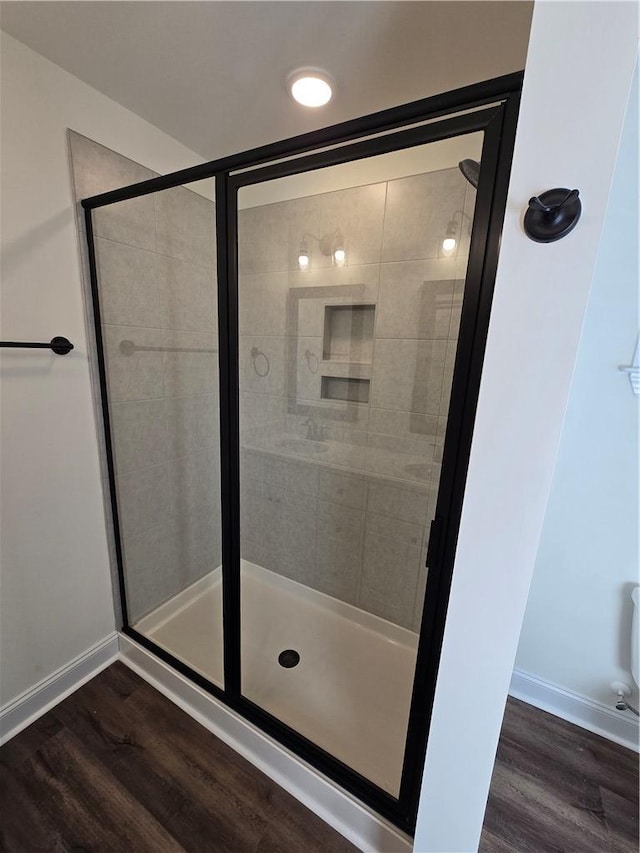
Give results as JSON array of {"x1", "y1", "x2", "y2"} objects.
[
  {"x1": 0, "y1": 32, "x2": 205, "y2": 707},
  {"x1": 515, "y1": 67, "x2": 639, "y2": 709},
  {"x1": 414, "y1": 2, "x2": 638, "y2": 851}
]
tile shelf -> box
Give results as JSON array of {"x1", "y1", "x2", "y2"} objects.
[
  {"x1": 322, "y1": 303, "x2": 375, "y2": 365},
  {"x1": 320, "y1": 303, "x2": 375, "y2": 403}
]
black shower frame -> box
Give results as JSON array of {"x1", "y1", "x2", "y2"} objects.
[{"x1": 82, "y1": 72, "x2": 522, "y2": 835}]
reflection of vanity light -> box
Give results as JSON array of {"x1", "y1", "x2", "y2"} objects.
[
  {"x1": 442, "y1": 220, "x2": 458, "y2": 256},
  {"x1": 298, "y1": 231, "x2": 345, "y2": 269},
  {"x1": 298, "y1": 242, "x2": 310, "y2": 270},
  {"x1": 333, "y1": 232, "x2": 346, "y2": 267}
]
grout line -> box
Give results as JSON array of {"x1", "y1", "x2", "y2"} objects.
[
  {"x1": 94, "y1": 234, "x2": 216, "y2": 273},
  {"x1": 102, "y1": 321, "x2": 218, "y2": 336},
  {"x1": 110, "y1": 390, "x2": 217, "y2": 406}
]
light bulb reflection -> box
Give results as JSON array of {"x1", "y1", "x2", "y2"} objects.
[
  {"x1": 334, "y1": 247, "x2": 346, "y2": 267},
  {"x1": 442, "y1": 237, "x2": 457, "y2": 255}
]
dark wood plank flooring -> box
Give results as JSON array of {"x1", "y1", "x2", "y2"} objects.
[
  {"x1": 0, "y1": 662, "x2": 637, "y2": 852},
  {"x1": 480, "y1": 696, "x2": 638, "y2": 853},
  {"x1": 0, "y1": 663, "x2": 356, "y2": 853}
]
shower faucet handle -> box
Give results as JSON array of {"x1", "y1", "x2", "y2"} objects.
[{"x1": 303, "y1": 416, "x2": 326, "y2": 441}]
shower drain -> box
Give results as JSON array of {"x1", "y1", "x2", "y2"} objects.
[{"x1": 278, "y1": 649, "x2": 300, "y2": 668}]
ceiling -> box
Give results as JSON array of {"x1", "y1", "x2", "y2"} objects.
[{"x1": 0, "y1": 1, "x2": 533, "y2": 161}]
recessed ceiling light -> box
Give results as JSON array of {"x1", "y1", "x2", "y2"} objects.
[{"x1": 287, "y1": 68, "x2": 334, "y2": 108}]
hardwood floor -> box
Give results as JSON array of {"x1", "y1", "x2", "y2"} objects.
[
  {"x1": 480, "y1": 697, "x2": 638, "y2": 853},
  {"x1": 0, "y1": 662, "x2": 637, "y2": 852},
  {"x1": 0, "y1": 663, "x2": 356, "y2": 853}
]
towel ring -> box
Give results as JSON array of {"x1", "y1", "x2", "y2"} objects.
[{"x1": 251, "y1": 346, "x2": 270, "y2": 377}]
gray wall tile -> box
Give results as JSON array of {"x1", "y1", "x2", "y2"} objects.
[
  {"x1": 95, "y1": 238, "x2": 160, "y2": 328},
  {"x1": 365, "y1": 512, "x2": 424, "y2": 549},
  {"x1": 366, "y1": 479, "x2": 431, "y2": 527},
  {"x1": 69, "y1": 132, "x2": 157, "y2": 199},
  {"x1": 158, "y1": 255, "x2": 217, "y2": 333},
  {"x1": 116, "y1": 463, "x2": 171, "y2": 540},
  {"x1": 382, "y1": 169, "x2": 467, "y2": 262},
  {"x1": 371, "y1": 338, "x2": 447, "y2": 415},
  {"x1": 377, "y1": 263, "x2": 457, "y2": 340},
  {"x1": 291, "y1": 336, "x2": 323, "y2": 402},
  {"x1": 369, "y1": 408, "x2": 439, "y2": 443},
  {"x1": 358, "y1": 532, "x2": 421, "y2": 629},
  {"x1": 315, "y1": 183, "x2": 387, "y2": 268},
  {"x1": 239, "y1": 391, "x2": 287, "y2": 440},
  {"x1": 69, "y1": 133, "x2": 157, "y2": 252},
  {"x1": 315, "y1": 538, "x2": 360, "y2": 604},
  {"x1": 154, "y1": 185, "x2": 215, "y2": 267},
  {"x1": 238, "y1": 194, "x2": 321, "y2": 275},
  {"x1": 318, "y1": 468, "x2": 366, "y2": 509},
  {"x1": 413, "y1": 566, "x2": 428, "y2": 633},
  {"x1": 165, "y1": 394, "x2": 217, "y2": 459},
  {"x1": 365, "y1": 433, "x2": 436, "y2": 483},
  {"x1": 102, "y1": 325, "x2": 164, "y2": 402},
  {"x1": 124, "y1": 520, "x2": 181, "y2": 622},
  {"x1": 161, "y1": 331, "x2": 218, "y2": 397},
  {"x1": 239, "y1": 273, "x2": 265, "y2": 335},
  {"x1": 172, "y1": 501, "x2": 222, "y2": 582},
  {"x1": 449, "y1": 280, "x2": 465, "y2": 341},
  {"x1": 110, "y1": 399, "x2": 168, "y2": 474},
  {"x1": 318, "y1": 498, "x2": 364, "y2": 538},
  {"x1": 92, "y1": 197, "x2": 157, "y2": 254},
  {"x1": 168, "y1": 448, "x2": 220, "y2": 517},
  {"x1": 439, "y1": 338, "x2": 458, "y2": 415},
  {"x1": 239, "y1": 336, "x2": 287, "y2": 396}
]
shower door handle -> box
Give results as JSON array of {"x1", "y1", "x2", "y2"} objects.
[{"x1": 425, "y1": 516, "x2": 443, "y2": 570}]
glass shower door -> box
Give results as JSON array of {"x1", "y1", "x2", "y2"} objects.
[
  {"x1": 89, "y1": 175, "x2": 224, "y2": 688},
  {"x1": 235, "y1": 135, "x2": 482, "y2": 795}
]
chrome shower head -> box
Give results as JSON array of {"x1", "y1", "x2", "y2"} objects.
[{"x1": 458, "y1": 159, "x2": 480, "y2": 189}]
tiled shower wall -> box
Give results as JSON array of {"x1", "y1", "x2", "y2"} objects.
[
  {"x1": 70, "y1": 133, "x2": 220, "y2": 623},
  {"x1": 238, "y1": 169, "x2": 475, "y2": 630}
]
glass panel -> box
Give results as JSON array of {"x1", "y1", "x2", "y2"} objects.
[
  {"x1": 92, "y1": 178, "x2": 223, "y2": 687},
  {"x1": 237, "y1": 133, "x2": 482, "y2": 796}
]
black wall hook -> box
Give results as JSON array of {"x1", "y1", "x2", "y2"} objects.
[{"x1": 524, "y1": 188, "x2": 582, "y2": 243}]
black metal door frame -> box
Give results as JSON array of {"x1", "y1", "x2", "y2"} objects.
[{"x1": 82, "y1": 72, "x2": 521, "y2": 834}]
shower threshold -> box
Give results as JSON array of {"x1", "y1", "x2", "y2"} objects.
[{"x1": 134, "y1": 561, "x2": 418, "y2": 796}]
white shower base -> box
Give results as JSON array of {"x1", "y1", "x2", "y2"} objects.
[{"x1": 135, "y1": 561, "x2": 418, "y2": 796}]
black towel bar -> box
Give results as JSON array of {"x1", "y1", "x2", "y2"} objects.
[{"x1": 0, "y1": 336, "x2": 74, "y2": 355}]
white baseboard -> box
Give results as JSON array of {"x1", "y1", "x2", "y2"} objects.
[
  {"x1": 118, "y1": 634, "x2": 412, "y2": 853},
  {"x1": 0, "y1": 632, "x2": 119, "y2": 745},
  {"x1": 509, "y1": 668, "x2": 639, "y2": 752}
]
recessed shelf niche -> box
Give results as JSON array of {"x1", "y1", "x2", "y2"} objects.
[
  {"x1": 321, "y1": 376, "x2": 370, "y2": 403},
  {"x1": 322, "y1": 304, "x2": 375, "y2": 364}
]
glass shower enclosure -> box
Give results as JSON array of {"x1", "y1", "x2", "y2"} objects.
[{"x1": 82, "y1": 74, "x2": 521, "y2": 833}]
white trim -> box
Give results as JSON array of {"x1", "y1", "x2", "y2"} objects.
[
  {"x1": 509, "y1": 668, "x2": 639, "y2": 753},
  {"x1": 118, "y1": 633, "x2": 412, "y2": 853},
  {"x1": 0, "y1": 633, "x2": 119, "y2": 745}
]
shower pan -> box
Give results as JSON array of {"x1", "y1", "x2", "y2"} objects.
[{"x1": 81, "y1": 73, "x2": 521, "y2": 834}]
